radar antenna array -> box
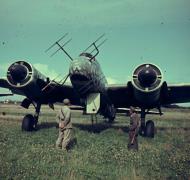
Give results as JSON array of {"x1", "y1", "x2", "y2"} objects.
[
  {"x1": 81, "y1": 34, "x2": 107, "y2": 61},
  {"x1": 45, "y1": 33, "x2": 73, "y2": 61}
]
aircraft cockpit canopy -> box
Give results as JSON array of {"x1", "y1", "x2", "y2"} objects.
[{"x1": 79, "y1": 52, "x2": 96, "y2": 61}]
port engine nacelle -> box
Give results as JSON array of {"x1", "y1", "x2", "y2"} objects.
[
  {"x1": 131, "y1": 63, "x2": 163, "y2": 105},
  {"x1": 7, "y1": 61, "x2": 48, "y2": 96}
]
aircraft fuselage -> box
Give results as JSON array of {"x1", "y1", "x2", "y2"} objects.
[{"x1": 69, "y1": 53, "x2": 107, "y2": 97}]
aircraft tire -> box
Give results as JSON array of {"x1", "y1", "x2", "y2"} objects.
[
  {"x1": 22, "y1": 114, "x2": 35, "y2": 131},
  {"x1": 145, "y1": 120, "x2": 155, "y2": 138}
]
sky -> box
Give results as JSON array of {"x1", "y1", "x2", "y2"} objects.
[{"x1": 0, "y1": 0, "x2": 190, "y2": 102}]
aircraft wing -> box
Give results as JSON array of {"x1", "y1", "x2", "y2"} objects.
[
  {"x1": 162, "y1": 84, "x2": 190, "y2": 104},
  {"x1": 0, "y1": 78, "x2": 12, "y2": 89},
  {"x1": 38, "y1": 81, "x2": 81, "y2": 105},
  {"x1": 0, "y1": 78, "x2": 27, "y2": 96},
  {"x1": 0, "y1": 78, "x2": 81, "y2": 105},
  {"x1": 106, "y1": 83, "x2": 137, "y2": 108},
  {"x1": 0, "y1": 78, "x2": 13, "y2": 96},
  {"x1": 106, "y1": 83, "x2": 190, "y2": 107}
]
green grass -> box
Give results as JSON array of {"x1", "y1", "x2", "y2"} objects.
[{"x1": 0, "y1": 104, "x2": 190, "y2": 179}]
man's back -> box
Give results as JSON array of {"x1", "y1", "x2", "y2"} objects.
[
  {"x1": 58, "y1": 105, "x2": 72, "y2": 129},
  {"x1": 130, "y1": 112, "x2": 140, "y2": 135}
]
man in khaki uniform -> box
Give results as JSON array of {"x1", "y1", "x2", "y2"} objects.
[
  {"x1": 56, "y1": 99, "x2": 72, "y2": 151},
  {"x1": 128, "y1": 106, "x2": 140, "y2": 151}
]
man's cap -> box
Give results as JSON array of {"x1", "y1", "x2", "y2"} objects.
[
  {"x1": 63, "y1": 98, "x2": 70, "y2": 105},
  {"x1": 130, "y1": 106, "x2": 136, "y2": 112}
]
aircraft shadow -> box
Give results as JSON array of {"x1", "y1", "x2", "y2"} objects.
[
  {"x1": 38, "y1": 122, "x2": 190, "y2": 136},
  {"x1": 38, "y1": 122, "x2": 58, "y2": 129},
  {"x1": 38, "y1": 121, "x2": 129, "y2": 134},
  {"x1": 37, "y1": 122, "x2": 190, "y2": 135},
  {"x1": 157, "y1": 127, "x2": 190, "y2": 131},
  {"x1": 73, "y1": 122, "x2": 130, "y2": 134}
]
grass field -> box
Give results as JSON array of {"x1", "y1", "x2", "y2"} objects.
[{"x1": 0, "y1": 104, "x2": 190, "y2": 179}]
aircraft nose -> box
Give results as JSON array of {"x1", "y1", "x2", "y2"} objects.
[
  {"x1": 9, "y1": 64, "x2": 28, "y2": 83},
  {"x1": 70, "y1": 63, "x2": 82, "y2": 73},
  {"x1": 69, "y1": 59, "x2": 89, "y2": 75},
  {"x1": 138, "y1": 66, "x2": 157, "y2": 87}
]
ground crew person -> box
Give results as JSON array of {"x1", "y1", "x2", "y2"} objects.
[
  {"x1": 128, "y1": 106, "x2": 140, "y2": 151},
  {"x1": 56, "y1": 98, "x2": 72, "y2": 151}
]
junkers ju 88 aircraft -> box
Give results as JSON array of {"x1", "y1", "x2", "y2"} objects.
[{"x1": 0, "y1": 34, "x2": 190, "y2": 138}]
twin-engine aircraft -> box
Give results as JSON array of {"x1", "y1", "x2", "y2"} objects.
[{"x1": 0, "y1": 34, "x2": 190, "y2": 138}]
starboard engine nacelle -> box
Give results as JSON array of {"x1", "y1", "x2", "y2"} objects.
[
  {"x1": 7, "y1": 61, "x2": 48, "y2": 92},
  {"x1": 131, "y1": 63, "x2": 163, "y2": 105}
]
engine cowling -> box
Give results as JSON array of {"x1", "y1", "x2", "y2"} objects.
[
  {"x1": 7, "y1": 61, "x2": 48, "y2": 97},
  {"x1": 131, "y1": 63, "x2": 163, "y2": 105}
]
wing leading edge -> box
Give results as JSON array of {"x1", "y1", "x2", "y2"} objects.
[
  {"x1": 106, "y1": 83, "x2": 138, "y2": 108},
  {"x1": 107, "y1": 83, "x2": 190, "y2": 107},
  {"x1": 163, "y1": 84, "x2": 190, "y2": 105},
  {"x1": 34, "y1": 81, "x2": 81, "y2": 105},
  {"x1": 0, "y1": 78, "x2": 12, "y2": 89}
]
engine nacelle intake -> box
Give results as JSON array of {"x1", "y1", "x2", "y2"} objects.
[
  {"x1": 7, "y1": 61, "x2": 47, "y2": 89},
  {"x1": 132, "y1": 63, "x2": 163, "y2": 105}
]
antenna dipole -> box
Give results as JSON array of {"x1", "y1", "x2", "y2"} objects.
[
  {"x1": 45, "y1": 33, "x2": 68, "y2": 53},
  {"x1": 90, "y1": 39, "x2": 107, "y2": 54},
  {"x1": 80, "y1": 34, "x2": 107, "y2": 61},
  {"x1": 45, "y1": 33, "x2": 73, "y2": 61},
  {"x1": 82, "y1": 33, "x2": 105, "y2": 53}
]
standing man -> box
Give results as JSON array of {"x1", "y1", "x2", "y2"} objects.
[
  {"x1": 128, "y1": 106, "x2": 140, "y2": 151},
  {"x1": 56, "y1": 98, "x2": 72, "y2": 151}
]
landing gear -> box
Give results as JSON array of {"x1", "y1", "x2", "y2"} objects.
[
  {"x1": 21, "y1": 103, "x2": 41, "y2": 131},
  {"x1": 108, "y1": 117, "x2": 115, "y2": 123},
  {"x1": 139, "y1": 108, "x2": 146, "y2": 136},
  {"x1": 22, "y1": 114, "x2": 35, "y2": 131},
  {"x1": 139, "y1": 109, "x2": 155, "y2": 138},
  {"x1": 145, "y1": 120, "x2": 155, "y2": 138},
  {"x1": 106, "y1": 104, "x2": 116, "y2": 123},
  {"x1": 91, "y1": 114, "x2": 97, "y2": 126}
]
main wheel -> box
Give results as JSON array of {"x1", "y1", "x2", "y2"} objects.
[
  {"x1": 145, "y1": 120, "x2": 155, "y2": 138},
  {"x1": 22, "y1": 114, "x2": 35, "y2": 131}
]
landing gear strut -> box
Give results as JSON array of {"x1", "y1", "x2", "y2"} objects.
[
  {"x1": 139, "y1": 108, "x2": 155, "y2": 138},
  {"x1": 22, "y1": 103, "x2": 41, "y2": 131},
  {"x1": 106, "y1": 104, "x2": 116, "y2": 123},
  {"x1": 91, "y1": 114, "x2": 97, "y2": 126},
  {"x1": 145, "y1": 120, "x2": 155, "y2": 138}
]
